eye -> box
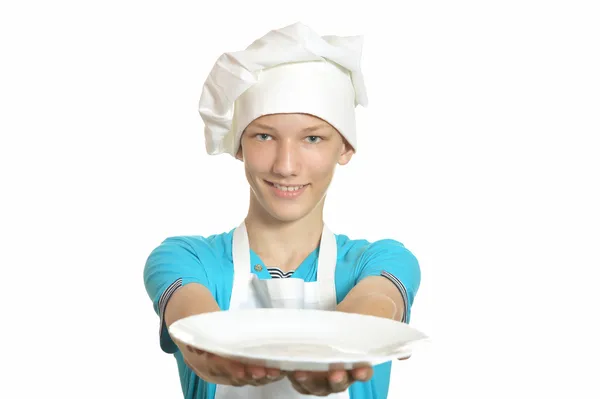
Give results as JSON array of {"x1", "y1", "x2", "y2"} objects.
[
  {"x1": 255, "y1": 133, "x2": 272, "y2": 141},
  {"x1": 306, "y1": 136, "x2": 322, "y2": 144}
]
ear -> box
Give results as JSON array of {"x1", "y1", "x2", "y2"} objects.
[
  {"x1": 235, "y1": 135, "x2": 244, "y2": 162},
  {"x1": 235, "y1": 130, "x2": 247, "y2": 162},
  {"x1": 235, "y1": 145, "x2": 244, "y2": 162},
  {"x1": 337, "y1": 139, "x2": 355, "y2": 166}
]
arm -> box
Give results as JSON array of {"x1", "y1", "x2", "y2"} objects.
[
  {"x1": 166, "y1": 283, "x2": 285, "y2": 386},
  {"x1": 288, "y1": 277, "x2": 407, "y2": 393},
  {"x1": 347, "y1": 238, "x2": 420, "y2": 324},
  {"x1": 164, "y1": 282, "x2": 220, "y2": 327},
  {"x1": 288, "y1": 240, "x2": 420, "y2": 395},
  {"x1": 288, "y1": 276, "x2": 405, "y2": 395},
  {"x1": 336, "y1": 275, "x2": 405, "y2": 322},
  {"x1": 144, "y1": 238, "x2": 284, "y2": 387}
]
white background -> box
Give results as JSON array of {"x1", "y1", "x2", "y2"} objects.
[{"x1": 1, "y1": 1, "x2": 599, "y2": 398}]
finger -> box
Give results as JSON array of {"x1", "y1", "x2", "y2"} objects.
[
  {"x1": 209, "y1": 354, "x2": 246, "y2": 380},
  {"x1": 293, "y1": 371, "x2": 330, "y2": 396},
  {"x1": 260, "y1": 373, "x2": 285, "y2": 385},
  {"x1": 292, "y1": 371, "x2": 309, "y2": 383},
  {"x1": 246, "y1": 365, "x2": 267, "y2": 380},
  {"x1": 265, "y1": 367, "x2": 282, "y2": 380},
  {"x1": 351, "y1": 366, "x2": 374, "y2": 382},
  {"x1": 328, "y1": 370, "x2": 351, "y2": 393},
  {"x1": 398, "y1": 354, "x2": 412, "y2": 360},
  {"x1": 245, "y1": 365, "x2": 278, "y2": 386}
]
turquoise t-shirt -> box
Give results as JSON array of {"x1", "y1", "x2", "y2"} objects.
[{"x1": 144, "y1": 228, "x2": 421, "y2": 399}]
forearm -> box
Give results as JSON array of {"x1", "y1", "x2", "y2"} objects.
[
  {"x1": 336, "y1": 293, "x2": 402, "y2": 320},
  {"x1": 164, "y1": 282, "x2": 221, "y2": 328},
  {"x1": 336, "y1": 276, "x2": 405, "y2": 321}
]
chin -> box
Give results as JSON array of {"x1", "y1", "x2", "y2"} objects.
[{"x1": 264, "y1": 203, "x2": 312, "y2": 223}]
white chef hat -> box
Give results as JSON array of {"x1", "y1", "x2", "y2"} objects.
[{"x1": 198, "y1": 22, "x2": 368, "y2": 157}]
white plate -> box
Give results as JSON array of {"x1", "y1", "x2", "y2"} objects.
[{"x1": 168, "y1": 308, "x2": 429, "y2": 371}]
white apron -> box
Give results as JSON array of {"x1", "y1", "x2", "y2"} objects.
[{"x1": 214, "y1": 222, "x2": 350, "y2": 399}]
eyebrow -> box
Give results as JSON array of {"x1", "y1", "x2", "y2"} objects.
[{"x1": 249, "y1": 122, "x2": 330, "y2": 133}]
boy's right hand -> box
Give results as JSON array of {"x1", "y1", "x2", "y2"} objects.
[
  {"x1": 178, "y1": 341, "x2": 285, "y2": 387},
  {"x1": 165, "y1": 285, "x2": 284, "y2": 387}
]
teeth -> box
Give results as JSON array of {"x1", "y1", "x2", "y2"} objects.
[{"x1": 273, "y1": 183, "x2": 305, "y2": 192}]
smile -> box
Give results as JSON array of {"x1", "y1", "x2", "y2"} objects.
[
  {"x1": 273, "y1": 183, "x2": 305, "y2": 191},
  {"x1": 264, "y1": 180, "x2": 308, "y2": 198}
]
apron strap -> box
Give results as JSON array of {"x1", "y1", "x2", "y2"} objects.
[
  {"x1": 232, "y1": 221, "x2": 251, "y2": 276},
  {"x1": 232, "y1": 221, "x2": 338, "y2": 309},
  {"x1": 316, "y1": 224, "x2": 338, "y2": 310}
]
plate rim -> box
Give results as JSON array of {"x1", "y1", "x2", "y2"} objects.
[{"x1": 168, "y1": 308, "x2": 429, "y2": 366}]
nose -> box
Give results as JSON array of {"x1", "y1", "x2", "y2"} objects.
[{"x1": 272, "y1": 139, "x2": 300, "y2": 177}]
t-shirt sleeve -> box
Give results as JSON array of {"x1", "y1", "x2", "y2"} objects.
[
  {"x1": 143, "y1": 236, "x2": 214, "y2": 354},
  {"x1": 355, "y1": 239, "x2": 421, "y2": 323}
]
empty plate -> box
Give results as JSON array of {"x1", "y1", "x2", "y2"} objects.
[{"x1": 168, "y1": 308, "x2": 429, "y2": 371}]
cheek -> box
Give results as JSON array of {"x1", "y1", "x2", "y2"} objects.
[
  {"x1": 244, "y1": 150, "x2": 270, "y2": 174},
  {"x1": 307, "y1": 156, "x2": 337, "y2": 184}
]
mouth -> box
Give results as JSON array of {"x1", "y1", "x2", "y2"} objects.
[{"x1": 264, "y1": 180, "x2": 309, "y2": 198}]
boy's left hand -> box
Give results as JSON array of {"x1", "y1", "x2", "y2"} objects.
[{"x1": 287, "y1": 366, "x2": 373, "y2": 396}]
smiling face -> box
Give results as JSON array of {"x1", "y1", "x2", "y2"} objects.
[{"x1": 236, "y1": 113, "x2": 354, "y2": 223}]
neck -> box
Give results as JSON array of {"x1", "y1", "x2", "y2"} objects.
[{"x1": 244, "y1": 194, "x2": 325, "y2": 271}]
